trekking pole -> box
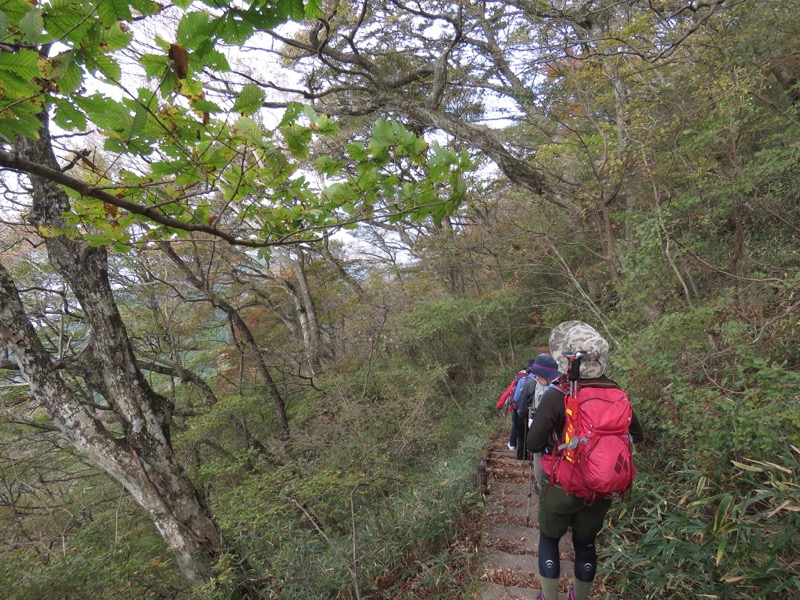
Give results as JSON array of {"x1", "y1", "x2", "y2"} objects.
[
  {"x1": 525, "y1": 396, "x2": 536, "y2": 526},
  {"x1": 525, "y1": 448, "x2": 533, "y2": 527},
  {"x1": 567, "y1": 351, "x2": 586, "y2": 397}
]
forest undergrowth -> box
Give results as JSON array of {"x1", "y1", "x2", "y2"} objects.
[{"x1": 1, "y1": 0, "x2": 799, "y2": 597}]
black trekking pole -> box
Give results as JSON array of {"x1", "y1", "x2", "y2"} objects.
[
  {"x1": 566, "y1": 350, "x2": 586, "y2": 397},
  {"x1": 525, "y1": 448, "x2": 534, "y2": 527}
]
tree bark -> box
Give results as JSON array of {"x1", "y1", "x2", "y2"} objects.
[
  {"x1": 158, "y1": 242, "x2": 291, "y2": 439},
  {"x1": 4, "y1": 118, "x2": 225, "y2": 587},
  {"x1": 278, "y1": 248, "x2": 324, "y2": 375}
]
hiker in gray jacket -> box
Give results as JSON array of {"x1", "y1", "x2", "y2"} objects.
[{"x1": 519, "y1": 353, "x2": 561, "y2": 490}]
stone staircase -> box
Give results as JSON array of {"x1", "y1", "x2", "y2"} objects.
[{"x1": 468, "y1": 429, "x2": 577, "y2": 600}]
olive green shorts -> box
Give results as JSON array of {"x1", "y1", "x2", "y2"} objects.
[{"x1": 538, "y1": 477, "x2": 612, "y2": 539}]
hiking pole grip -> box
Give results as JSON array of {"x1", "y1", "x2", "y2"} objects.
[{"x1": 567, "y1": 350, "x2": 587, "y2": 381}]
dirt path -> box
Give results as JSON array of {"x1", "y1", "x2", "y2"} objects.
[{"x1": 468, "y1": 421, "x2": 615, "y2": 600}]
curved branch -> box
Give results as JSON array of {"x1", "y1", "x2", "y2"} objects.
[
  {"x1": 378, "y1": 96, "x2": 560, "y2": 204},
  {"x1": 0, "y1": 149, "x2": 271, "y2": 247},
  {"x1": 136, "y1": 359, "x2": 218, "y2": 406}
]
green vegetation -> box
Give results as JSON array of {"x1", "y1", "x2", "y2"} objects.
[{"x1": 1, "y1": 0, "x2": 798, "y2": 597}]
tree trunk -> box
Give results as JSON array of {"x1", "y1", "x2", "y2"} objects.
[
  {"x1": 5, "y1": 118, "x2": 226, "y2": 587},
  {"x1": 159, "y1": 242, "x2": 291, "y2": 439},
  {"x1": 279, "y1": 249, "x2": 324, "y2": 375}
]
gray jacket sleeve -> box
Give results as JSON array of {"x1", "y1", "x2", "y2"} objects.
[{"x1": 526, "y1": 386, "x2": 565, "y2": 454}]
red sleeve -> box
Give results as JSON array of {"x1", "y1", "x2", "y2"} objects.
[
  {"x1": 496, "y1": 383, "x2": 513, "y2": 408},
  {"x1": 496, "y1": 378, "x2": 518, "y2": 409}
]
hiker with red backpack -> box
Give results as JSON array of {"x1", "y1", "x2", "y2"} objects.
[
  {"x1": 527, "y1": 321, "x2": 644, "y2": 600},
  {"x1": 496, "y1": 368, "x2": 527, "y2": 452}
]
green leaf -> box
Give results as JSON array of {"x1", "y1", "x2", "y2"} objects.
[
  {"x1": 159, "y1": 71, "x2": 178, "y2": 96},
  {"x1": 175, "y1": 169, "x2": 202, "y2": 187},
  {"x1": 0, "y1": 114, "x2": 41, "y2": 141},
  {"x1": 282, "y1": 124, "x2": 311, "y2": 158},
  {"x1": 96, "y1": 0, "x2": 130, "y2": 27},
  {"x1": 193, "y1": 203, "x2": 211, "y2": 225},
  {"x1": 345, "y1": 141, "x2": 367, "y2": 161},
  {"x1": 232, "y1": 116, "x2": 264, "y2": 145},
  {"x1": 285, "y1": 0, "x2": 304, "y2": 21},
  {"x1": 18, "y1": 9, "x2": 43, "y2": 42},
  {"x1": 110, "y1": 0, "x2": 133, "y2": 21},
  {"x1": 357, "y1": 165, "x2": 378, "y2": 190},
  {"x1": 191, "y1": 99, "x2": 222, "y2": 113},
  {"x1": 177, "y1": 11, "x2": 211, "y2": 49},
  {"x1": 100, "y1": 22, "x2": 133, "y2": 51},
  {"x1": 84, "y1": 233, "x2": 110, "y2": 247},
  {"x1": 305, "y1": 0, "x2": 324, "y2": 19},
  {"x1": 130, "y1": 102, "x2": 149, "y2": 139},
  {"x1": 199, "y1": 49, "x2": 230, "y2": 72},
  {"x1": 214, "y1": 12, "x2": 256, "y2": 45},
  {"x1": 153, "y1": 35, "x2": 171, "y2": 52},
  {"x1": 178, "y1": 77, "x2": 204, "y2": 99},
  {"x1": 202, "y1": 147, "x2": 232, "y2": 170},
  {"x1": 316, "y1": 155, "x2": 342, "y2": 176},
  {"x1": 450, "y1": 176, "x2": 467, "y2": 201},
  {"x1": 52, "y1": 97, "x2": 87, "y2": 131},
  {"x1": 73, "y1": 94, "x2": 130, "y2": 131},
  {"x1": 44, "y1": 5, "x2": 93, "y2": 43},
  {"x1": 140, "y1": 54, "x2": 169, "y2": 79},
  {"x1": 309, "y1": 111, "x2": 336, "y2": 135},
  {"x1": 323, "y1": 182, "x2": 358, "y2": 207},
  {"x1": 50, "y1": 51, "x2": 82, "y2": 94},
  {"x1": 232, "y1": 83, "x2": 265, "y2": 116},
  {"x1": 712, "y1": 494, "x2": 733, "y2": 533},
  {"x1": 103, "y1": 137, "x2": 126, "y2": 153},
  {"x1": 279, "y1": 102, "x2": 304, "y2": 127},
  {"x1": 129, "y1": 0, "x2": 160, "y2": 15},
  {"x1": 89, "y1": 52, "x2": 121, "y2": 81},
  {"x1": 150, "y1": 160, "x2": 181, "y2": 180},
  {"x1": 0, "y1": 50, "x2": 41, "y2": 81},
  {"x1": 369, "y1": 119, "x2": 395, "y2": 152}
]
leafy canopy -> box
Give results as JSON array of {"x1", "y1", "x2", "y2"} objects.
[{"x1": 0, "y1": 0, "x2": 468, "y2": 247}]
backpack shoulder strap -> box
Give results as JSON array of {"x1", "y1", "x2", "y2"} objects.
[{"x1": 550, "y1": 377, "x2": 569, "y2": 395}]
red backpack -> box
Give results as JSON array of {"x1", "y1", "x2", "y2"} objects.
[
  {"x1": 495, "y1": 370, "x2": 526, "y2": 411},
  {"x1": 547, "y1": 383, "x2": 636, "y2": 504}
]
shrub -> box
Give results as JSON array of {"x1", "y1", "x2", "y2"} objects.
[{"x1": 602, "y1": 446, "x2": 800, "y2": 599}]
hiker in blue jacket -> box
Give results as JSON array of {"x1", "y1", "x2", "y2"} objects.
[
  {"x1": 527, "y1": 321, "x2": 644, "y2": 600},
  {"x1": 512, "y1": 361, "x2": 537, "y2": 459},
  {"x1": 519, "y1": 353, "x2": 561, "y2": 490}
]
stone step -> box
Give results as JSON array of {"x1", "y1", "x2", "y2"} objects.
[
  {"x1": 475, "y1": 432, "x2": 592, "y2": 599},
  {"x1": 470, "y1": 581, "x2": 571, "y2": 600}
]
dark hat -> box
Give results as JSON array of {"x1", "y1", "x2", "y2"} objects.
[
  {"x1": 548, "y1": 321, "x2": 609, "y2": 378},
  {"x1": 526, "y1": 353, "x2": 561, "y2": 379}
]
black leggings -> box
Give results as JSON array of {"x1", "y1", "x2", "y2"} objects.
[
  {"x1": 516, "y1": 415, "x2": 528, "y2": 460},
  {"x1": 538, "y1": 531, "x2": 597, "y2": 582}
]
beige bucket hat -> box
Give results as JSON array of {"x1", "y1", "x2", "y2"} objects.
[{"x1": 548, "y1": 320, "x2": 609, "y2": 378}]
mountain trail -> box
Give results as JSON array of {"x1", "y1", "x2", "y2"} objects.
[{"x1": 468, "y1": 421, "x2": 618, "y2": 600}]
